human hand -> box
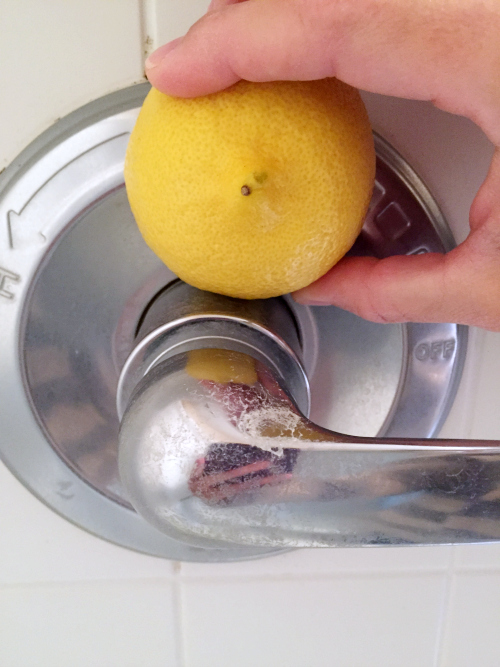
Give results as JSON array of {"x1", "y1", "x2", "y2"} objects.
[{"x1": 145, "y1": 0, "x2": 500, "y2": 330}]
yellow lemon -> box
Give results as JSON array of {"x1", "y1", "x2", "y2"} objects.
[
  {"x1": 185, "y1": 349, "x2": 257, "y2": 385},
  {"x1": 125, "y1": 79, "x2": 375, "y2": 299}
]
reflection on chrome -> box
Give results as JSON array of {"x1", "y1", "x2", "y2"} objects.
[{"x1": 119, "y1": 348, "x2": 500, "y2": 549}]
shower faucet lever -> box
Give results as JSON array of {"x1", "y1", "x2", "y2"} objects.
[{"x1": 117, "y1": 282, "x2": 500, "y2": 549}]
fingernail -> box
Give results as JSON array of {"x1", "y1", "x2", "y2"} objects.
[{"x1": 145, "y1": 37, "x2": 184, "y2": 71}]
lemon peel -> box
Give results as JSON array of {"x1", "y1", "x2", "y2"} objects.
[{"x1": 125, "y1": 79, "x2": 375, "y2": 299}]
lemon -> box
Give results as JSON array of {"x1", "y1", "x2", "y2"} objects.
[
  {"x1": 186, "y1": 349, "x2": 257, "y2": 385},
  {"x1": 125, "y1": 79, "x2": 375, "y2": 299}
]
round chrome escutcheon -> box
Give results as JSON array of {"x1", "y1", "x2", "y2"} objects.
[{"x1": 0, "y1": 84, "x2": 466, "y2": 561}]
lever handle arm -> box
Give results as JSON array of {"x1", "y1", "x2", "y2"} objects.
[{"x1": 119, "y1": 348, "x2": 500, "y2": 549}]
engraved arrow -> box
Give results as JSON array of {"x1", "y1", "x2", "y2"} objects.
[{"x1": 7, "y1": 132, "x2": 130, "y2": 250}]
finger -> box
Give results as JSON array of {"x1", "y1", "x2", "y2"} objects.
[
  {"x1": 292, "y1": 238, "x2": 500, "y2": 330},
  {"x1": 470, "y1": 149, "x2": 500, "y2": 230},
  {"x1": 145, "y1": 0, "x2": 500, "y2": 141},
  {"x1": 146, "y1": 0, "x2": 334, "y2": 97},
  {"x1": 208, "y1": 0, "x2": 245, "y2": 11},
  {"x1": 144, "y1": 37, "x2": 185, "y2": 71},
  {"x1": 294, "y1": 147, "x2": 500, "y2": 328}
]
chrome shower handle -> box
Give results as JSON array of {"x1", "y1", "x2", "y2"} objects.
[{"x1": 117, "y1": 284, "x2": 500, "y2": 549}]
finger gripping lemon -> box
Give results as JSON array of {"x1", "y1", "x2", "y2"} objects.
[{"x1": 125, "y1": 79, "x2": 375, "y2": 299}]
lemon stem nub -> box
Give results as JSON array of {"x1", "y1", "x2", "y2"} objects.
[{"x1": 241, "y1": 185, "x2": 251, "y2": 196}]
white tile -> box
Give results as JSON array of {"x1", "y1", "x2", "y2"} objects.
[
  {"x1": 147, "y1": 0, "x2": 210, "y2": 49},
  {"x1": 0, "y1": 579, "x2": 178, "y2": 667},
  {"x1": 440, "y1": 572, "x2": 500, "y2": 667},
  {"x1": 454, "y1": 542, "x2": 500, "y2": 571},
  {"x1": 182, "y1": 573, "x2": 447, "y2": 667},
  {"x1": 0, "y1": 463, "x2": 175, "y2": 585},
  {"x1": 0, "y1": 0, "x2": 144, "y2": 170},
  {"x1": 181, "y1": 544, "x2": 452, "y2": 579},
  {"x1": 467, "y1": 331, "x2": 500, "y2": 440}
]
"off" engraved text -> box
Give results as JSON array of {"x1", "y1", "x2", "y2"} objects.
[{"x1": 415, "y1": 339, "x2": 456, "y2": 362}]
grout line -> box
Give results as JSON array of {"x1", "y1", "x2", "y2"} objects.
[
  {"x1": 0, "y1": 576, "x2": 176, "y2": 592},
  {"x1": 172, "y1": 562, "x2": 187, "y2": 667},
  {"x1": 460, "y1": 326, "x2": 485, "y2": 439},
  {"x1": 139, "y1": 0, "x2": 157, "y2": 64},
  {"x1": 176, "y1": 567, "x2": 450, "y2": 585},
  {"x1": 448, "y1": 564, "x2": 500, "y2": 575},
  {"x1": 433, "y1": 547, "x2": 457, "y2": 667}
]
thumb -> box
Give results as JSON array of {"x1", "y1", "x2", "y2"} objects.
[
  {"x1": 292, "y1": 239, "x2": 500, "y2": 330},
  {"x1": 145, "y1": 0, "x2": 500, "y2": 143},
  {"x1": 294, "y1": 149, "x2": 500, "y2": 329},
  {"x1": 293, "y1": 253, "x2": 454, "y2": 324},
  {"x1": 145, "y1": 0, "x2": 334, "y2": 97}
]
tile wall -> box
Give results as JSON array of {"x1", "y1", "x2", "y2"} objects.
[{"x1": 1, "y1": 1, "x2": 500, "y2": 665}]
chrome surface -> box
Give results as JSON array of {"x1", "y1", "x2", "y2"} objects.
[
  {"x1": 0, "y1": 83, "x2": 470, "y2": 560},
  {"x1": 116, "y1": 281, "x2": 310, "y2": 421},
  {"x1": 119, "y1": 347, "x2": 500, "y2": 548}
]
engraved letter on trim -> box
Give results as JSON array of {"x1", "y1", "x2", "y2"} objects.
[
  {"x1": 0, "y1": 266, "x2": 21, "y2": 300},
  {"x1": 415, "y1": 338, "x2": 456, "y2": 362}
]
